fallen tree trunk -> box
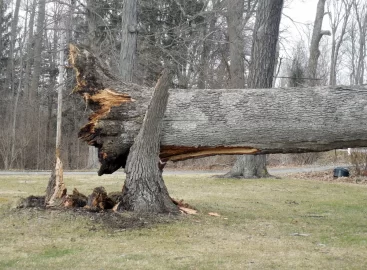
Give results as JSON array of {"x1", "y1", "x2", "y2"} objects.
[{"x1": 70, "y1": 44, "x2": 367, "y2": 176}]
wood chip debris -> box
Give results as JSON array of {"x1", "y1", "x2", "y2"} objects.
[
  {"x1": 208, "y1": 212, "x2": 221, "y2": 217},
  {"x1": 179, "y1": 207, "x2": 197, "y2": 215},
  {"x1": 290, "y1": 233, "x2": 310, "y2": 237}
]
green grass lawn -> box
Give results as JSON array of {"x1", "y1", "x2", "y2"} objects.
[{"x1": 0, "y1": 173, "x2": 367, "y2": 269}]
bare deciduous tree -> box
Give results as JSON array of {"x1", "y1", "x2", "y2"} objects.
[
  {"x1": 328, "y1": 0, "x2": 352, "y2": 85},
  {"x1": 308, "y1": 0, "x2": 331, "y2": 86},
  {"x1": 352, "y1": 0, "x2": 367, "y2": 85}
]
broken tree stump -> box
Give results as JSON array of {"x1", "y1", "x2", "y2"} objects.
[{"x1": 86, "y1": 186, "x2": 115, "y2": 210}]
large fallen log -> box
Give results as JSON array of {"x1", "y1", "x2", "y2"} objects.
[{"x1": 70, "y1": 45, "x2": 367, "y2": 176}]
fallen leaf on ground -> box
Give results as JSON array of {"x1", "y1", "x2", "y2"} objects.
[
  {"x1": 290, "y1": 233, "x2": 310, "y2": 237},
  {"x1": 179, "y1": 207, "x2": 197, "y2": 215},
  {"x1": 208, "y1": 212, "x2": 221, "y2": 217}
]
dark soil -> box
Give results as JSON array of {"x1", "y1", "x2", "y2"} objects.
[
  {"x1": 16, "y1": 194, "x2": 180, "y2": 231},
  {"x1": 69, "y1": 207, "x2": 180, "y2": 231}
]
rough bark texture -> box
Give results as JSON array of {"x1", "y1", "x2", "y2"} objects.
[
  {"x1": 119, "y1": 0, "x2": 137, "y2": 81},
  {"x1": 118, "y1": 70, "x2": 178, "y2": 213},
  {"x1": 5, "y1": 0, "x2": 21, "y2": 96},
  {"x1": 70, "y1": 45, "x2": 367, "y2": 176},
  {"x1": 308, "y1": 0, "x2": 331, "y2": 86},
  {"x1": 0, "y1": 1, "x2": 3, "y2": 60},
  {"x1": 247, "y1": 0, "x2": 283, "y2": 89},
  {"x1": 329, "y1": 1, "x2": 352, "y2": 86},
  {"x1": 227, "y1": 155, "x2": 268, "y2": 178},
  {"x1": 86, "y1": 0, "x2": 97, "y2": 50},
  {"x1": 23, "y1": 0, "x2": 36, "y2": 99},
  {"x1": 353, "y1": 2, "x2": 367, "y2": 85},
  {"x1": 226, "y1": 0, "x2": 283, "y2": 178},
  {"x1": 227, "y1": 0, "x2": 245, "y2": 88},
  {"x1": 29, "y1": 0, "x2": 45, "y2": 102}
]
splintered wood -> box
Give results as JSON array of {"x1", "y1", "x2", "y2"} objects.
[
  {"x1": 171, "y1": 198, "x2": 197, "y2": 215},
  {"x1": 45, "y1": 157, "x2": 67, "y2": 207},
  {"x1": 79, "y1": 89, "x2": 132, "y2": 142},
  {"x1": 161, "y1": 146, "x2": 259, "y2": 162},
  {"x1": 86, "y1": 89, "x2": 132, "y2": 123}
]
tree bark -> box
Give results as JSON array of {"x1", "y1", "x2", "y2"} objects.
[
  {"x1": 119, "y1": 0, "x2": 137, "y2": 81},
  {"x1": 28, "y1": 0, "x2": 45, "y2": 103},
  {"x1": 227, "y1": 0, "x2": 245, "y2": 88},
  {"x1": 353, "y1": 2, "x2": 367, "y2": 85},
  {"x1": 118, "y1": 69, "x2": 178, "y2": 213},
  {"x1": 87, "y1": 146, "x2": 99, "y2": 169},
  {"x1": 0, "y1": 1, "x2": 3, "y2": 58},
  {"x1": 23, "y1": 0, "x2": 35, "y2": 99},
  {"x1": 329, "y1": 0, "x2": 352, "y2": 86},
  {"x1": 86, "y1": 0, "x2": 97, "y2": 50},
  {"x1": 307, "y1": 0, "x2": 331, "y2": 86},
  {"x1": 70, "y1": 45, "x2": 367, "y2": 176},
  {"x1": 5, "y1": 0, "x2": 21, "y2": 97},
  {"x1": 226, "y1": 0, "x2": 283, "y2": 178},
  {"x1": 45, "y1": 20, "x2": 67, "y2": 207}
]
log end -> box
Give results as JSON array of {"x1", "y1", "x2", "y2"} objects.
[{"x1": 70, "y1": 44, "x2": 135, "y2": 175}]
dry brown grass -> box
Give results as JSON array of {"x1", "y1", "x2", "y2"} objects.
[{"x1": 0, "y1": 173, "x2": 367, "y2": 269}]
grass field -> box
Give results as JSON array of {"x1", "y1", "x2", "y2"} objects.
[{"x1": 0, "y1": 173, "x2": 367, "y2": 269}]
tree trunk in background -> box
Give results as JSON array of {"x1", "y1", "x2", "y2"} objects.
[
  {"x1": 353, "y1": 2, "x2": 367, "y2": 85},
  {"x1": 308, "y1": 0, "x2": 330, "y2": 86},
  {"x1": 29, "y1": 0, "x2": 45, "y2": 103},
  {"x1": 119, "y1": 0, "x2": 137, "y2": 81},
  {"x1": 225, "y1": 0, "x2": 283, "y2": 178},
  {"x1": 85, "y1": 0, "x2": 100, "y2": 169},
  {"x1": 197, "y1": 13, "x2": 215, "y2": 89},
  {"x1": 0, "y1": 1, "x2": 3, "y2": 58},
  {"x1": 23, "y1": 0, "x2": 35, "y2": 99},
  {"x1": 2, "y1": 0, "x2": 21, "y2": 167},
  {"x1": 118, "y1": 70, "x2": 178, "y2": 213},
  {"x1": 6, "y1": 0, "x2": 21, "y2": 97},
  {"x1": 86, "y1": 0, "x2": 97, "y2": 51},
  {"x1": 45, "y1": 23, "x2": 67, "y2": 206},
  {"x1": 227, "y1": 0, "x2": 245, "y2": 89},
  {"x1": 47, "y1": 25, "x2": 58, "y2": 163},
  {"x1": 197, "y1": 1, "x2": 220, "y2": 89},
  {"x1": 23, "y1": 0, "x2": 43, "y2": 169},
  {"x1": 87, "y1": 146, "x2": 99, "y2": 169},
  {"x1": 9, "y1": 2, "x2": 29, "y2": 169},
  {"x1": 329, "y1": 1, "x2": 352, "y2": 86}
]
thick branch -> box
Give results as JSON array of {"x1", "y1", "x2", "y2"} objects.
[{"x1": 70, "y1": 45, "x2": 367, "y2": 175}]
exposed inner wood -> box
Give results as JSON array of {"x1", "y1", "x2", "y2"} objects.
[
  {"x1": 45, "y1": 157, "x2": 67, "y2": 206},
  {"x1": 87, "y1": 89, "x2": 132, "y2": 122},
  {"x1": 160, "y1": 146, "x2": 259, "y2": 161},
  {"x1": 79, "y1": 89, "x2": 132, "y2": 142}
]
